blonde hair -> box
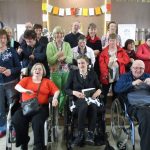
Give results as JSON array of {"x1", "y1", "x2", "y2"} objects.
[
  {"x1": 52, "y1": 26, "x2": 65, "y2": 39},
  {"x1": 4, "y1": 26, "x2": 12, "y2": 34},
  {"x1": 30, "y1": 63, "x2": 46, "y2": 77}
]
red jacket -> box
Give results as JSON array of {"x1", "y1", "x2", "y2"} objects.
[
  {"x1": 136, "y1": 43, "x2": 150, "y2": 73},
  {"x1": 99, "y1": 46, "x2": 130, "y2": 85}
]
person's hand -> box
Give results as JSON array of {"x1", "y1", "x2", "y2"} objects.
[
  {"x1": 2, "y1": 69, "x2": 11, "y2": 76},
  {"x1": 132, "y1": 79, "x2": 143, "y2": 86},
  {"x1": 25, "y1": 89, "x2": 35, "y2": 95},
  {"x1": 52, "y1": 99, "x2": 58, "y2": 107},
  {"x1": 17, "y1": 47, "x2": 23, "y2": 55},
  {"x1": 130, "y1": 58, "x2": 134, "y2": 63},
  {"x1": 0, "y1": 66, "x2": 6, "y2": 73},
  {"x1": 29, "y1": 54, "x2": 34, "y2": 60},
  {"x1": 58, "y1": 56, "x2": 66, "y2": 62},
  {"x1": 94, "y1": 50, "x2": 99, "y2": 57},
  {"x1": 144, "y1": 78, "x2": 150, "y2": 85},
  {"x1": 92, "y1": 89, "x2": 102, "y2": 99},
  {"x1": 73, "y1": 91, "x2": 85, "y2": 99},
  {"x1": 57, "y1": 51, "x2": 64, "y2": 58}
]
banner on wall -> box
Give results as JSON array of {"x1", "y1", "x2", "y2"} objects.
[{"x1": 42, "y1": 3, "x2": 111, "y2": 17}]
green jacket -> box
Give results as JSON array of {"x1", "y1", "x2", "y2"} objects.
[{"x1": 46, "y1": 41, "x2": 73, "y2": 66}]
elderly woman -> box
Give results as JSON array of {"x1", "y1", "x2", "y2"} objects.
[
  {"x1": 0, "y1": 29, "x2": 21, "y2": 138},
  {"x1": 86, "y1": 23, "x2": 102, "y2": 76},
  {"x1": 65, "y1": 55, "x2": 102, "y2": 146},
  {"x1": 12, "y1": 63, "x2": 59, "y2": 150},
  {"x1": 46, "y1": 26, "x2": 73, "y2": 114},
  {"x1": 99, "y1": 33, "x2": 130, "y2": 105}
]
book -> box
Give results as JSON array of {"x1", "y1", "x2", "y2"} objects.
[{"x1": 82, "y1": 88, "x2": 96, "y2": 98}]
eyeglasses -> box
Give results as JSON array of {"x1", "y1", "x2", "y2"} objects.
[{"x1": 132, "y1": 67, "x2": 144, "y2": 70}]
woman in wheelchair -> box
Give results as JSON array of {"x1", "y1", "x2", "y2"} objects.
[
  {"x1": 12, "y1": 63, "x2": 59, "y2": 150},
  {"x1": 114, "y1": 60, "x2": 150, "y2": 150},
  {"x1": 65, "y1": 55, "x2": 102, "y2": 146}
]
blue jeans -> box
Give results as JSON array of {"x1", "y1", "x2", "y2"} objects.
[{"x1": 0, "y1": 80, "x2": 18, "y2": 127}]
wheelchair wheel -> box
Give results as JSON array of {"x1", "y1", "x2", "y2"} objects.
[
  {"x1": 111, "y1": 99, "x2": 125, "y2": 140},
  {"x1": 111, "y1": 99, "x2": 132, "y2": 150}
]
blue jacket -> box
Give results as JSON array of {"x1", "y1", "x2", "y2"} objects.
[
  {"x1": 115, "y1": 71, "x2": 150, "y2": 94},
  {"x1": 0, "y1": 47, "x2": 21, "y2": 83}
]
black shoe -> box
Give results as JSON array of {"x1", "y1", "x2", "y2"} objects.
[
  {"x1": 71, "y1": 131, "x2": 84, "y2": 147},
  {"x1": 85, "y1": 131, "x2": 94, "y2": 145},
  {"x1": 20, "y1": 144, "x2": 28, "y2": 150},
  {"x1": 33, "y1": 143, "x2": 46, "y2": 150}
]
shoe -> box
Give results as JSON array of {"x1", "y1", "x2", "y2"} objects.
[
  {"x1": 71, "y1": 131, "x2": 85, "y2": 147},
  {"x1": 33, "y1": 143, "x2": 46, "y2": 150},
  {"x1": 85, "y1": 131, "x2": 94, "y2": 145},
  {"x1": 20, "y1": 144, "x2": 28, "y2": 150},
  {"x1": 20, "y1": 136, "x2": 30, "y2": 150}
]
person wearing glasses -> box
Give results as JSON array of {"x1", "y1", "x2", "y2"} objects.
[{"x1": 115, "y1": 60, "x2": 150, "y2": 150}]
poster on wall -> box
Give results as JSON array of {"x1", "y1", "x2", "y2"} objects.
[
  {"x1": 17, "y1": 24, "x2": 25, "y2": 41},
  {"x1": 118, "y1": 24, "x2": 136, "y2": 46}
]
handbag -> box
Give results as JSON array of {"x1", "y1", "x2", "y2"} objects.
[
  {"x1": 127, "y1": 83, "x2": 150, "y2": 106},
  {"x1": 21, "y1": 80, "x2": 42, "y2": 116}
]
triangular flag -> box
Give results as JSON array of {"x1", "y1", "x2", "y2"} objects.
[
  {"x1": 59, "y1": 8, "x2": 65, "y2": 16},
  {"x1": 53, "y1": 7, "x2": 59, "y2": 15},
  {"x1": 47, "y1": 4, "x2": 53, "y2": 13},
  {"x1": 95, "y1": 7, "x2": 101, "y2": 15},
  {"x1": 101, "y1": 5, "x2": 107, "y2": 13},
  {"x1": 66, "y1": 8, "x2": 71, "y2": 16},
  {"x1": 82, "y1": 8, "x2": 88, "y2": 16},
  {"x1": 42, "y1": 3, "x2": 47, "y2": 11},
  {"x1": 89, "y1": 8, "x2": 94, "y2": 16}
]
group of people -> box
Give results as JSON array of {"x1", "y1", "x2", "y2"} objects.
[{"x1": 0, "y1": 20, "x2": 150, "y2": 150}]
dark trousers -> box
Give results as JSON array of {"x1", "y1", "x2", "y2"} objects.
[
  {"x1": 102, "y1": 82, "x2": 117, "y2": 105},
  {"x1": 75, "y1": 100, "x2": 97, "y2": 132},
  {"x1": 136, "y1": 107, "x2": 150, "y2": 150},
  {"x1": 12, "y1": 105, "x2": 48, "y2": 147}
]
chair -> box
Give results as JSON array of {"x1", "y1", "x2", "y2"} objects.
[
  {"x1": 64, "y1": 95, "x2": 107, "y2": 150},
  {"x1": 111, "y1": 97, "x2": 137, "y2": 150},
  {"x1": 6, "y1": 97, "x2": 58, "y2": 150}
]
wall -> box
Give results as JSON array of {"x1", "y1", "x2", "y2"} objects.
[
  {"x1": 112, "y1": 1, "x2": 150, "y2": 29},
  {"x1": 48, "y1": 0, "x2": 105, "y2": 37},
  {"x1": 0, "y1": 0, "x2": 42, "y2": 28}
]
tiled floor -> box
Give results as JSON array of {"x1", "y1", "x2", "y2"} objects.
[{"x1": 0, "y1": 125, "x2": 140, "y2": 150}]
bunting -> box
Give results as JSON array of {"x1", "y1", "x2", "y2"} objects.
[{"x1": 42, "y1": 3, "x2": 111, "y2": 17}]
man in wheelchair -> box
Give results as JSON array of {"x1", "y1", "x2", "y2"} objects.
[
  {"x1": 114, "y1": 60, "x2": 150, "y2": 150},
  {"x1": 65, "y1": 55, "x2": 105, "y2": 147}
]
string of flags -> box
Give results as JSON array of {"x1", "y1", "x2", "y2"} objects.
[{"x1": 42, "y1": 3, "x2": 111, "y2": 17}]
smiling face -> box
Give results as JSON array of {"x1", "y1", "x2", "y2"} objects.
[
  {"x1": 109, "y1": 23, "x2": 117, "y2": 34},
  {"x1": 32, "y1": 64, "x2": 44, "y2": 78},
  {"x1": 88, "y1": 27, "x2": 97, "y2": 38},
  {"x1": 131, "y1": 60, "x2": 145, "y2": 79},
  {"x1": 77, "y1": 58, "x2": 88, "y2": 72},
  {"x1": 25, "y1": 38, "x2": 36, "y2": 47},
  {"x1": 0, "y1": 34, "x2": 7, "y2": 48},
  {"x1": 127, "y1": 42, "x2": 135, "y2": 51}
]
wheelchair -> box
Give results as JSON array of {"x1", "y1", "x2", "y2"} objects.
[
  {"x1": 6, "y1": 97, "x2": 58, "y2": 150},
  {"x1": 111, "y1": 96, "x2": 138, "y2": 150},
  {"x1": 64, "y1": 95, "x2": 107, "y2": 150}
]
